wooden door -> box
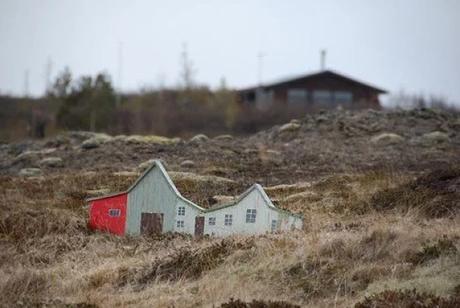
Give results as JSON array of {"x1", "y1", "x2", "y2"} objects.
[
  {"x1": 194, "y1": 216, "x2": 205, "y2": 237},
  {"x1": 141, "y1": 213, "x2": 163, "y2": 235}
]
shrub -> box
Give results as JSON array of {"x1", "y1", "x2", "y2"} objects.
[
  {"x1": 406, "y1": 238, "x2": 458, "y2": 265},
  {"x1": 370, "y1": 168, "x2": 460, "y2": 218},
  {"x1": 220, "y1": 298, "x2": 300, "y2": 308},
  {"x1": 355, "y1": 289, "x2": 460, "y2": 308},
  {"x1": 118, "y1": 238, "x2": 254, "y2": 289}
]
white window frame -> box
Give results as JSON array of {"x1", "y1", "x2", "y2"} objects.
[
  {"x1": 246, "y1": 209, "x2": 257, "y2": 223},
  {"x1": 108, "y1": 209, "x2": 121, "y2": 217},
  {"x1": 224, "y1": 214, "x2": 233, "y2": 226},
  {"x1": 208, "y1": 217, "x2": 216, "y2": 225},
  {"x1": 176, "y1": 220, "x2": 184, "y2": 228},
  {"x1": 178, "y1": 206, "x2": 185, "y2": 216}
]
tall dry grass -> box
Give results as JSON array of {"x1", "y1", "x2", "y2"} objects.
[{"x1": 0, "y1": 169, "x2": 459, "y2": 307}]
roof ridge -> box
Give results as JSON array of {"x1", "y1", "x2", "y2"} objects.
[
  {"x1": 239, "y1": 69, "x2": 386, "y2": 94},
  {"x1": 86, "y1": 159, "x2": 205, "y2": 211}
]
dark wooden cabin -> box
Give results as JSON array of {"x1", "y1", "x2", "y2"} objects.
[{"x1": 238, "y1": 70, "x2": 387, "y2": 111}]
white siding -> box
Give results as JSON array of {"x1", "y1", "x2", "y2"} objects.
[
  {"x1": 174, "y1": 199, "x2": 201, "y2": 234},
  {"x1": 123, "y1": 161, "x2": 302, "y2": 237},
  {"x1": 203, "y1": 188, "x2": 301, "y2": 236},
  {"x1": 126, "y1": 166, "x2": 179, "y2": 235}
]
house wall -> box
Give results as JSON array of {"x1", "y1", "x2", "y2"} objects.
[
  {"x1": 174, "y1": 198, "x2": 202, "y2": 235},
  {"x1": 89, "y1": 193, "x2": 127, "y2": 236},
  {"x1": 241, "y1": 72, "x2": 383, "y2": 110},
  {"x1": 277, "y1": 211, "x2": 303, "y2": 231},
  {"x1": 203, "y1": 189, "x2": 285, "y2": 236},
  {"x1": 270, "y1": 74, "x2": 381, "y2": 109},
  {"x1": 126, "y1": 166, "x2": 178, "y2": 235}
]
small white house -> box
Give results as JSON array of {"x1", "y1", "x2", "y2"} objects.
[
  {"x1": 88, "y1": 160, "x2": 303, "y2": 237},
  {"x1": 202, "y1": 184, "x2": 303, "y2": 236}
]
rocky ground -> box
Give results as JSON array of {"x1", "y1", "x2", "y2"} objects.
[{"x1": 0, "y1": 108, "x2": 459, "y2": 307}]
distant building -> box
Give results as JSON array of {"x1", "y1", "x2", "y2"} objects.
[
  {"x1": 238, "y1": 70, "x2": 387, "y2": 111},
  {"x1": 87, "y1": 160, "x2": 302, "y2": 236}
]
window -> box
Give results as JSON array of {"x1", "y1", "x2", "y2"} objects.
[
  {"x1": 176, "y1": 220, "x2": 184, "y2": 228},
  {"x1": 246, "y1": 209, "x2": 257, "y2": 223},
  {"x1": 208, "y1": 217, "x2": 216, "y2": 226},
  {"x1": 333, "y1": 91, "x2": 353, "y2": 103},
  {"x1": 287, "y1": 89, "x2": 308, "y2": 105},
  {"x1": 255, "y1": 89, "x2": 274, "y2": 110},
  {"x1": 108, "y1": 209, "x2": 120, "y2": 217},
  {"x1": 271, "y1": 220, "x2": 278, "y2": 233},
  {"x1": 224, "y1": 214, "x2": 233, "y2": 226},
  {"x1": 178, "y1": 206, "x2": 185, "y2": 216},
  {"x1": 313, "y1": 90, "x2": 332, "y2": 104}
]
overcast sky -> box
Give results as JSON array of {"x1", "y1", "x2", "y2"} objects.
[{"x1": 1, "y1": 0, "x2": 459, "y2": 104}]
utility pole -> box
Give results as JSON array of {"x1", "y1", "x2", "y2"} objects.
[
  {"x1": 45, "y1": 57, "x2": 53, "y2": 95},
  {"x1": 180, "y1": 42, "x2": 195, "y2": 90},
  {"x1": 116, "y1": 41, "x2": 123, "y2": 107},
  {"x1": 320, "y1": 49, "x2": 326, "y2": 71},
  {"x1": 24, "y1": 69, "x2": 30, "y2": 97},
  {"x1": 257, "y1": 52, "x2": 266, "y2": 86}
]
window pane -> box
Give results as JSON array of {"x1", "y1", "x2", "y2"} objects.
[
  {"x1": 271, "y1": 220, "x2": 277, "y2": 232},
  {"x1": 287, "y1": 89, "x2": 308, "y2": 105},
  {"x1": 225, "y1": 214, "x2": 232, "y2": 226},
  {"x1": 313, "y1": 90, "x2": 332, "y2": 104},
  {"x1": 108, "y1": 209, "x2": 120, "y2": 217},
  {"x1": 334, "y1": 91, "x2": 353, "y2": 103},
  {"x1": 246, "y1": 209, "x2": 256, "y2": 223},
  {"x1": 209, "y1": 217, "x2": 216, "y2": 225}
]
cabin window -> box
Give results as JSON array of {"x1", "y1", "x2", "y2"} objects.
[
  {"x1": 108, "y1": 209, "x2": 121, "y2": 217},
  {"x1": 178, "y1": 206, "x2": 185, "y2": 216},
  {"x1": 256, "y1": 89, "x2": 274, "y2": 110},
  {"x1": 312, "y1": 90, "x2": 332, "y2": 104},
  {"x1": 334, "y1": 91, "x2": 353, "y2": 103},
  {"x1": 287, "y1": 89, "x2": 308, "y2": 105},
  {"x1": 246, "y1": 209, "x2": 257, "y2": 223},
  {"x1": 176, "y1": 220, "x2": 184, "y2": 228},
  {"x1": 224, "y1": 214, "x2": 233, "y2": 226},
  {"x1": 208, "y1": 217, "x2": 216, "y2": 225},
  {"x1": 271, "y1": 220, "x2": 278, "y2": 233}
]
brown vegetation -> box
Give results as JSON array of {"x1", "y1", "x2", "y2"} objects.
[
  {"x1": 371, "y1": 168, "x2": 460, "y2": 218},
  {"x1": 355, "y1": 289, "x2": 460, "y2": 308},
  {"x1": 1, "y1": 108, "x2": 460, "y2": 307}
]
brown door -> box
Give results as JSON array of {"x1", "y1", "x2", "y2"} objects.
[
  {"x1": 194, "y1": 216, "x2": 205, "y2": 237},
  {"x1": 141, "y1": 213, "x2": 163, "y2": 235}
]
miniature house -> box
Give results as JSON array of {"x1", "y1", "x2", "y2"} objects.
[{"x1": 87, "y1": 160, "x2": 302, "y2": 236}]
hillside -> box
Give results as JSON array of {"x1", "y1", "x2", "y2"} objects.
[{"x1": 0, "y1": 108, "x2": 459, "y2": 307}]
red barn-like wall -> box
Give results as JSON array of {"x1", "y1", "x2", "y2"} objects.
[{"x1": 89, "y1": 193, "x2": 127, "y2": 235}]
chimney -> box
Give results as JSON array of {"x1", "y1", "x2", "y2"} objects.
[{"x1": 320, "y1": 49, "x2": 326, "y2": 70}]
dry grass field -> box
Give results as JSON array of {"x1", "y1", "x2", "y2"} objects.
[{"x1": 1, "y1": 109, "x2": 459, "y2": 307}]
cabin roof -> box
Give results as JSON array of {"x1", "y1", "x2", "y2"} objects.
[{"x1": 239, "y1": 69, "x2": 387, "y2": 94}]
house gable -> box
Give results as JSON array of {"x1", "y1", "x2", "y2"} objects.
[
  {"x1": 125, "y1": 164, "x2": 178, "y2": 235},
  {"x1": 125, "y1": 160, "x2": 205, "y2": 235},
  {"x1": 203, "y1": 184, "x2": 302, "y2": 236}
]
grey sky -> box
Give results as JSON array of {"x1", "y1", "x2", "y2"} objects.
[{"x1": 1, "y1": 0, "x2": 459, "y2": 104}]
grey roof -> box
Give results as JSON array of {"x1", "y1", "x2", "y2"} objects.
[{"x1": 239, "y1": 69, "x2": 387, "y2": 94}]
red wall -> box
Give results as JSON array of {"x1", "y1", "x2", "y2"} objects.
[{"x1": 89, "y1": 193, "x2": 127, "y2": 235}]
